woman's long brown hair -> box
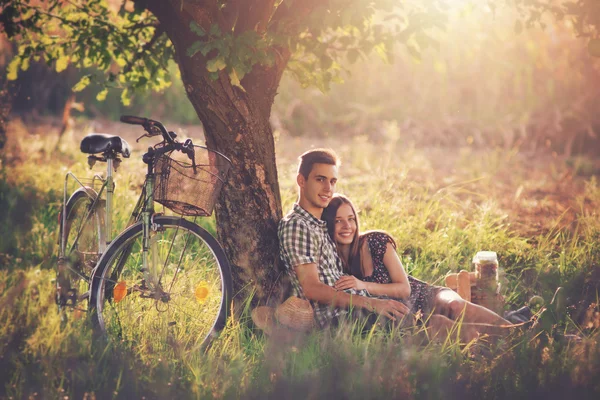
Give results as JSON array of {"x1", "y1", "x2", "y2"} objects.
[
  {"x1": 323, "y1": 194, "x2": 399, "y2": 279},
  {"x1": 321, "y1": 194, "x2": 364, "y2": 278}
]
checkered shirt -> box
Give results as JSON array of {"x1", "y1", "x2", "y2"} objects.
[{"x1": 278, "y1": 204, "x2": 369, "y2": 328}]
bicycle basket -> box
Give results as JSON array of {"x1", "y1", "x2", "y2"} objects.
[{"x1": 154, "y1": 145, "x2": 232, "y2": 216}]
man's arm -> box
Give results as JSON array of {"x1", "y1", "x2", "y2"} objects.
[{"x1": 295, "y1": 263, "x2": 409, "y2": 320}]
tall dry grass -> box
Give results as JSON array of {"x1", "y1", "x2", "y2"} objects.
[{"x1": 1, "y1": 106, "x2": 600, "y2": 398}]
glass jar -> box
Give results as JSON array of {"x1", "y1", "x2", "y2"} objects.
[
  {"x1": 473, "y1": 251, "x2": 498, "y2": 284},
  {"x1": 471, "y1": 251, "x2": 503, "y2": 313}
]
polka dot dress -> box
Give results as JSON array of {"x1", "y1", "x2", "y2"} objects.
[{"x1": 361, "y1": 232, "x2": 445, "y2": 316}]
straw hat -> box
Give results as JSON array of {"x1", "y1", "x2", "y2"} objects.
[
  {"x1": 251, "y1": 296, "x2": 315, "y2": 334},
  {"x1": 251, "y1": 306, "x2": 276, "y2": 335}
]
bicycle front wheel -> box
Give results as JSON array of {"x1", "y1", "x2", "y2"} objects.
[{"x1": 90, "y1": 216, "x2": 232, "y2": 354}]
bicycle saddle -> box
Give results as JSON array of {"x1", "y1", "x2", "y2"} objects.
[{"x1": 80, "y1": 134, "x2": 131, "y2": 158}]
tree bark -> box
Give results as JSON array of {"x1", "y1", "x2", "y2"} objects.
[{"x1": 143, "y1": 0, "x2": 290, "y2": 306}]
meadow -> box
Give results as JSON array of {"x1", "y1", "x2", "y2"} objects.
[
  {"x1": 1, "y1": 116, "x2": 599, "y2": 399},
  {"x1": 2, "y1": 4, "x2": 600, "y2": 398}
]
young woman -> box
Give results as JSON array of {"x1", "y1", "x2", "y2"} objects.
[{"x1": 321, "y1": 194, "x2": 512, "y2": 337}]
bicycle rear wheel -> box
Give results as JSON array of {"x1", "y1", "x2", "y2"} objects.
[
  {"x1": 90, "y1": 216, "x2": 232, "y2": 354},
  {"x1": 58, "y1": 188, "x2": 105, "y2": 310}
]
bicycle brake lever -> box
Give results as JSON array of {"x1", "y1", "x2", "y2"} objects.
[{"x1": 136, "y1": 133, "x2": 150, "y2": 143}]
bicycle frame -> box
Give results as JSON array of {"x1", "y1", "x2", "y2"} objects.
[
  {"x1": 61, "y1": 117, "x2": 216, "y2": 302},
  {"x1": 61, "y1": 116, "x2": 234, "y2": 351},
  {"x1": 140, "y1": 158, "x2": 156, "y2": 285},
  {"x1": 95, "y1": 148, "x2": 163, "y2": 292},
  {"x1": 60, "y1": 154, "x2": 152, "y2": 259}
]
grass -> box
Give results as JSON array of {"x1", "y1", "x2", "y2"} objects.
[{"x1": 1, "y1": 118, "x2": 600, "y2": 399}]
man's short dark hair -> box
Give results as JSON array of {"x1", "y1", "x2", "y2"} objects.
[{"x1": 297, "y1": 148, "x2": 340, "y2": 179}]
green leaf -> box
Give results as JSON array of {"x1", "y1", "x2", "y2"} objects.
[
  {"x1": 200, "y1": 43, "x2": 212, "y2": 57},
  {"x1": 229, "y1": 68, "x2": 245, "y2": 91},
  {"x1": 187, "y1": 41, "x2": 204, "y2": 57},
  {"x1": 21, "y1": 57, "x2": 30, "y2": 72},
  {"x1": 190, "y1": 22, "x2": 205, "y2": 37},
  {"x1": 96, "y1": 88, "x2": 108, "y2": 101},
  {"x1": 588, "y1": 38, "x2": 600, "y2": 58},
  {"x1": 374, "y1": 43, "x2": 389, "y2": 64},
  {"x1": 209, "y1": 24, "x2": 221, "y2": 36},
  {"x1": 121, "y1": 88, "x2": 131, "y2": 106},
  {"x1": 206, "y1": 56, "x2": 226, "y2": 72},
  {"x1": 116, "y1": 56, "x2": 127, "y2": 67},
  {"x1": 72, "y1": 75, "x2": 91, "y2": 92},
  {"x1": 6, "y1": 57, "x2": 21, "y2": 80},
  {"x1": 56, "y1": 55, "x2": 69, "y2": 72}
]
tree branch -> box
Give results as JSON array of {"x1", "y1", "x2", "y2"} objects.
[
  {"x1": 122, "y1": 24, "x2": 165, "y2": 74},
  {"x1": 269, "y1": 0, "x2": 323, "y2": 33},
  {"x1": 234, "y1": 0, "x2": 277, "y2": 35}
]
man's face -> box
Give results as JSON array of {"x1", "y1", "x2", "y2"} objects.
[{"x1": 298, "y1": 163, "x2": 338, "y2": 215}]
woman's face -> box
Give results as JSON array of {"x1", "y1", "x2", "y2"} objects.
[{"x1": 333, "y1": 203, "x2": 357, "y2": 246}]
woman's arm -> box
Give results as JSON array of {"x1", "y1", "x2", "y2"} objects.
[
  {"x1": 334, "y1": 240, "x2": 411, "y2": 299},
  {"x1": 362, "y1": 242, "x2": 411, "y2": 299},
  {"x1": 295, "y1": 263, "x2": 410, "y2": 320}
]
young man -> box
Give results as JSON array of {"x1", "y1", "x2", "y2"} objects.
[{"x1": 278, "y1": 149, "x2": 409, "y2": 328}]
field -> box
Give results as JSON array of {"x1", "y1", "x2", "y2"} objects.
[{"x1": 1, "y1": 116, "x2": 599, "y2": 399}]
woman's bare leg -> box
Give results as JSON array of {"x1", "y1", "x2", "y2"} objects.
[
  {"x1": 425, "y1": 314, "x2": 486, "y2": 343},
  {"x1": 426, "y1": 314, "x2": 510, "y2": 343},
  {"x1": 433, "y1": 289, "x2": 511, "y2": 326}
]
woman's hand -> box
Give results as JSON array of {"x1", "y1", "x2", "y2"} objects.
[{"x1": 335, "y1": 275, "x2": 367, "y2": 291}]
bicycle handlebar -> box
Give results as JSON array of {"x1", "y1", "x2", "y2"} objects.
[
  {"x1": 120, "y1": 115, "x2": 147, "y2": 125},
  {"x1": 120, "y1": 115, "x2": 176, "y2": 144},
  {"x1": 122, "y1": 115, "x2": 201, "y2": 172}
]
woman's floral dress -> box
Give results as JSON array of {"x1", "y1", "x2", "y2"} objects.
[{"x1": 361, "y1": 232, "x2": 448, "y2": 317}]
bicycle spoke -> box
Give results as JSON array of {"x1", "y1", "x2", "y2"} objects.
[
  {"x1": 94, "y1": 218, "x2": 230, "y2": 356},
  {"x1": 63, "y1": 260, "x2": 92, "y2": 282},
  {"x1": 157, "y1": 222, "x2": 181, "y2": 288},
  {"x1": 166, "y1": 227, "x2": 193, "y2": 294}
]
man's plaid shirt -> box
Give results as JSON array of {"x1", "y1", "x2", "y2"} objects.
[{"x1": 278, "y1": 204, "x2": 369, "y2": 328}]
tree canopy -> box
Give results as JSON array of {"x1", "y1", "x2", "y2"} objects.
[
  {"x1": 2, "y1": 1, "x2": 599, "y2": 102},
  {"x1": 1, "y1": 1, "x2": 465, "y2": 100}
]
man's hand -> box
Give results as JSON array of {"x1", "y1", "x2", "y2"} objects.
[
  {"x1": 368, "y1": 298, "x2": 410, "y2": 321},
  {"x1": 335, "y1": 275, "x2": 366, "y2": 291}
]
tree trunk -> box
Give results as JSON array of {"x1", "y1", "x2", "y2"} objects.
[{"x1": 144, "y1": 1, "x2": 290, "y2": 306}]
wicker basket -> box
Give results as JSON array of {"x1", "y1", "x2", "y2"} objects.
[{"x1": 154, "y1": 145, "x2": 232, "y2": 216}]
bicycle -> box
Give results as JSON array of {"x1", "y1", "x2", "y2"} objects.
[{"x1": 57, "y1": 115, "x2": 233, "y2": 353}]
